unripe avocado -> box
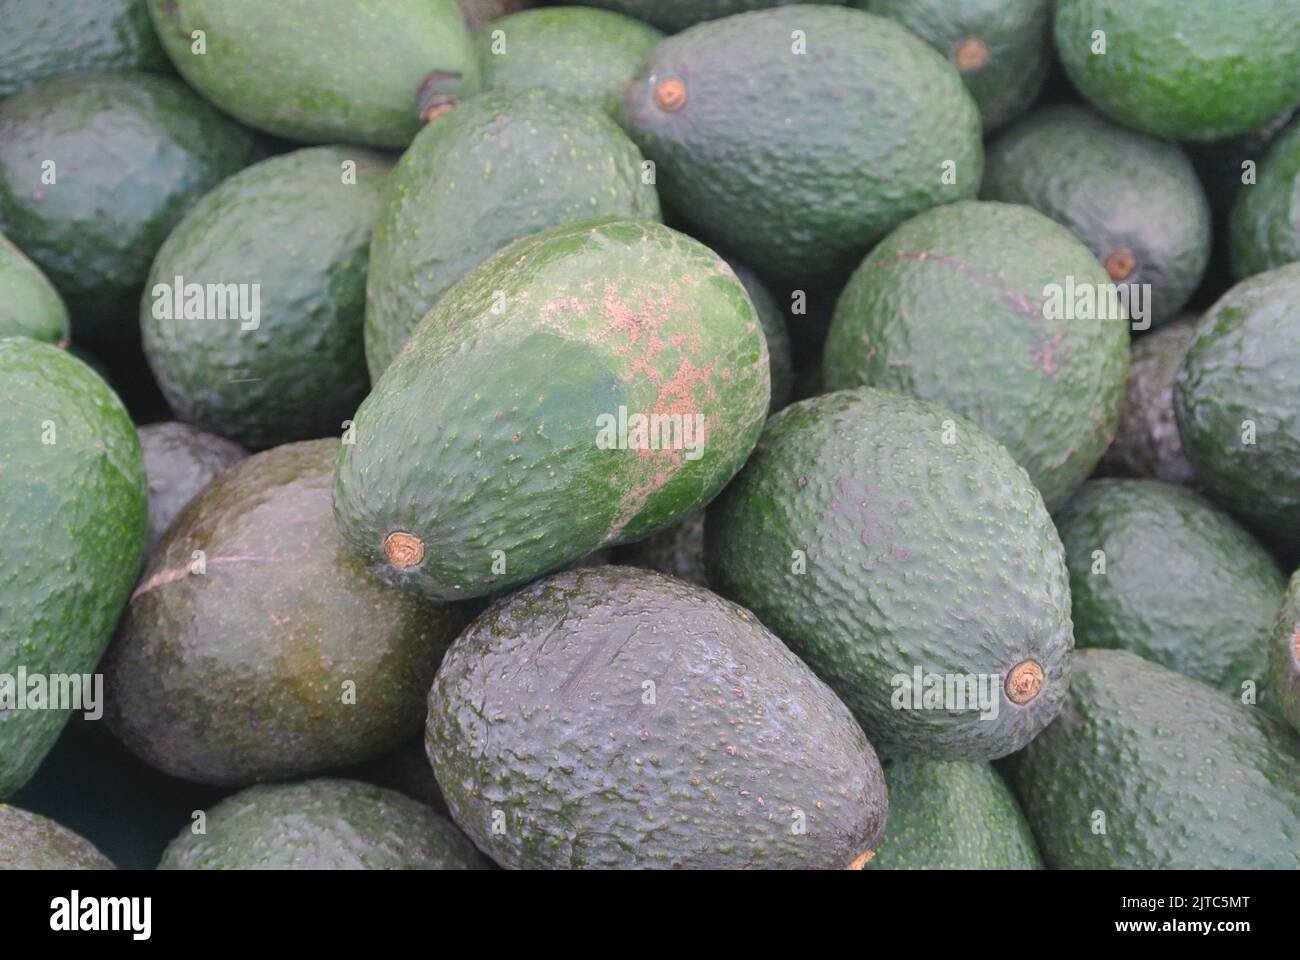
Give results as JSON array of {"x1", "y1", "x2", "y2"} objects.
[
  {"x1": 1231, "y1": 117, "x2": 1300, "y2": 280},
  {"x1": 427, "y1": 565, "x2": 887, "y2": 869},
  {"x1": 574, "y1": 1, "x2": 842, "y2": 33},
  {"x1": 137, "y1": 422, "x2": 246, "y2": 551},
  {"x1": 0, "y1": 805, "x2": 115, "y2": 870},
  {"x1": 1272, "y1": 569, "x2": 1300, "y2": 736},
  {"x1": 0, "y1": 233, "x2": 69, "y2": 346},
  {"x1": 705, "y1": 388, "x2": 1073, "y2": 761}
]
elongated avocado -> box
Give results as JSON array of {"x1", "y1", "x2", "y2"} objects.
[
  {"x1": 0, "y1": 233, "x2": 69, "y2": 346},
  {"x1": 0, "y1": 805, "x2": 116, "y2": 869},
  {"x1": 1273, "y1": 570, "x2": 1300, "y2": 736},
  {"x1": 1231, "y1": 117, "x2": 1300, "y2": 280},
  {"x1": 137, "y1": 422, "x2": 246, "y2": 550}
]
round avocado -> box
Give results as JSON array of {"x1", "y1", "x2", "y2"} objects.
[
  {"x1": 0, "y1": 232, "x2": 69, "y2": 346},
  {"x1": 0, "y1": 805, "x2": 116, "y2": 870},
  {"x1": 1231, "y1": 117, "x2": 1300, "y2": 280},
  {"x1": 137, "y1": 421, "x2": 247, "y2": 551},
  {"x1": 1272, "y1": 569, "x2": 1300, "y2": 736}
]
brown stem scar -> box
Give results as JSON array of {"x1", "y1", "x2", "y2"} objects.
[
  {"x1": 1006, "y1": 660, "x2": 1045, "y2": 704},
  {"x1": 384, "y1": 531, "x2": 425, "y2": 569},
  {"x1": 654, "y1": 77, "x2": 687, "y2": 112}
]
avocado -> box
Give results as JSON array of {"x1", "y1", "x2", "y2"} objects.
[
  {"x1": 623, "y1": 5, "x2": 982, "y2": 283},
  {"x1": 1010, "y1": 649, "x2": 1300, "y2": 868},
  {"x1": 1187, "y1": 109, "x2": 1296, "y2": 219},
  {"x1": 859, "y1": 0, "x2": 1051, "y2": 133},
  {"x1": 614, "y1": 511, "x2": 709, "y2": 587},
  {"x1": 0, "y1": 338, "x2": 147, "y2": 798},
  {"x1": 728, "y1": 257, "x2": 792, "y2": 414},
  {"x1": 146, "y1": 0, "x2": 479, "y2": 149},
  {"x1": 1053, "y1": 0, "x2": 1300, "y2": 142},
  {"x1": 141, "y1": 146, "x2": 391, "y2": 448},
  {"x1": 867, "y1": 757, "x2": 1042, "y2": 870},
  {"x1": 0, "y1": 232, "x2": 69, "y2": 346},
  {"x1": 137, "y1": 422, "x2": 246, "y2": 550},
  {"x1": 573, "y1": 1, "x2": 840, "y2": 33},
  {"x1": 982, "y1": 105, "x2": 1211, "y2": 326},
  {"x1": 103, "y1": 439, "x2": 466, "y2": 786},
  {"x1": 1231, "y1": 117, "x2": 1300, "y2": 280},
  {"x1": 427, "y1": 564, "x2": 887, "y2": 869},
  {"x1": 1272, "y1": 569, "x2": 1300, "y2": 735},
  {"x1": 1175, "y1": 264, "x2": 1300, "y2": 543},
  {"x1": 0, "y1": 72, "x2": 255, "y2": 340},
  {"x1": 0, "y1": 805, "x2": 115, "y2": 869},
  {"x1": 363, "y1": 89, "x2": 660, "y2": 378},
  {"x1": 158, "y1": 779, "x2": 491, "y2": 870},
  {"x1": 458, "y1": 0, "x2": 534, "y2": 30},
  {"x1": 705, "y1": 387, "x2": 1073, "y2": 760},
  {"x1": 337, "y1": 217, "x2": 770, "y2": 603},
  {"x1": 822, "y1": 201, "x2": 1130, "y2": 510}
]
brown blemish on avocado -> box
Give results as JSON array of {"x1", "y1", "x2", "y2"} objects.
[
  {"x1": 417, "y1": 71, "x2": 462, "y2": 125},
  {"x1": 384, "y1": 531, "x2": 425, "y2": 569},
  {"x1": 1006, "y1": 660, "x2": 1044, "y2": 704},
  {"x1": 953, "y1": 37, "x2": 989, "y2": 71},
  {"x1": 1104, "y1": 248, "x2": 1137, "y2": 281},
  {"x1": 653, "y1": 77, "x2": 687, "y2": 112},
  {"x1": 849, "y1": 849, "x2": 875, "y2": 870},
  {"x1": 130, "y1": 555, "x2": 267, "y2": 602}
]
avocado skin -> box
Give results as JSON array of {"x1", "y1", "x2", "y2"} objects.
[
  {"x1": 427, "y1": 565, "x2": 886, "y2": 869},
  {"x1": 103, "y1": 439, "x2": 466, "y2": 786},
  {"x1": 867, "y1": 757, "x2": 1041, "y2": 870},
  {"x1": 0, "y1": 72, "x2": 255, "y2": 340},
  {"x1": 137, "y1": 422, "x2": 246, "y2": 551},
  {"x1": 0, "y1": 806, "x2": 116, "y2": 870},
  {"x1": 1272, "y1": 570, "x2": 1300, "y2": 736},
  {"x1": 158, "y1": 779, "x2": 491, "y2": 870},
  {"x1": 1010, "y1": 649, "x2": 1300, "y2": 868},
  {"x1": 1231, "y1": 118, "x2": 1300, "y2": 280},
  {"x1": 1055, "y1": 479, "x2": 1285, "y2": 703},
  {"x1": 728, "y1": 257, "x2": 792, "y2": 415},
  {"x1": 624, "y1": 6, "x2": 982, "y2": 283},
  {"x1": 861, "y1": 0, "x2": 1050, "y2": 133},
  {"x1": 982, "y1": 105, "x2": 1211, "y2": 326},
  {"x1": 142, "y1": 146, "x2": 391, "y2": 448},
  {"x1": 0, "y1": 233, "x2": 69, "y2": 346},
  {"x1": 338, "y1": 218, "x2": 769, "y2": 603},
  {"x1": 823, "y1": 201, "x2": 1130, "y2": 511},
  {"x1": 0, "y1": 339, "x2": 147, "y2": 798},
  {"x1": 1053, "y1": 0, "x2": 1300, "y2": 142},
  {"x1": 146, "y1": 0, "x2": 479, "y2": 149},
  {"x1": 573, "y1": 1, "x2": 839, "y2": 32},
  {"x1": 705, "y1": 388, "x2": 1073, "y2": 760},
  {"x1": 1175, "y1": 264, "x2": 1300, "y2": 543},
  {"x1": 363, "y1": 89, "x2": 660, "y2": 378}
]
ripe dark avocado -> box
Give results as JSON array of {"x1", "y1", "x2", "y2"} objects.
[
  {"x1": 1053, "y1": 0, "x2": 1300, "y2": 142},
  {"x1": 1175, "y1": 264, "x2": 1300, "y2": 543},
  {"x1": 142, "y1": 146, "x2": 391, "y2": 448},
  {"x1": 337, "y1": 218, "x2": 770, "y2": 603},
  {"x1": 158, "y1": 779, "x2": 491, "y2": 870},
  {"x1": 146, "y1": 0, "x2": 479, "y2": 149},
  {"x1": 0, "y1": 805, "x2": 116, "y2": 870},
  {"x1": 1231, "y1": 117, "x2": 1300, "y2": 280},
  {"x1": 705, "y1": 388, "x2": 1073, "y2": 761},
  {"x1": 573, "y1": 1, "x2": 840, "y2": 33},
  {"x1": 0, "y1": 233, "x2": 69, "y2": 346},
  {"x1": 982, "y1": 105, "x2": 1211, "y2": 326},
  {"x1": 0, "y1": 72, "x2": 255, "y2": 340},
  {"x1": 363, "y1": 89, "x2": 660, "y2": 378},
  {"x1": 1272, "y1": 570, "x2": 1300, "y2": 736},
  {"x1": 427, "y1": 565, "x2": 887, "y2": 869},
  {"x1": 822, "y1": 201, "x2": 1130, "y2": 510},
  {"x1": 137, "y1": 422, "x2": 246, "y2": 551},
  {"x1": 1010, "y1": 649, "x2": 1300, "y2": 869},
  {"x1": 624, "y1": 5, "x2": 982, "y2": 283},
  {"x1": 1055, "y1": 479, "x2": 1285, "y2": 704},
  {"x1": 103, "y1": 439, "x2": 466, "y2": 786}
]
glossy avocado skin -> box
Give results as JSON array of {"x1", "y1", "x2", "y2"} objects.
[
  {"x1": 364, "y1": 89, "x2": 660, "y2": 378},
  {"x1": 624, "y1": 6, "x2": 982, "y2": 283},
  {"x1": 0, "y1": 339, "x2": 148, "y2": 798},
  {"x1": 982, "y1": 105, "x2": 1211, "y2": 326},
  {"x1": 137, "y1": 422, "x2": 246, "y2": 551},
  {"x1": 1231, "y1": 117, "x2": 1300, "y2": 280},
  {"x1": 427, "y1": 565, "x2": 887, "y2": 869},
  {"x1": 1175, "y1": 264, "x2": 1300, "y2": 543},
  {"x1": 0, "y1": 72, "x2": 255, "y2": 340},
  {"x1": 573, "y1": 1, "x2": 838, "y2": 33},
  {"x1": 1011, "y1": 649, "x2": 1300, "y2": 868},
  {"x1": 1272, "y1": 570, "x2": 1300, "y2": 736},
  {"x1": 0, "y1": 805, "x2": 116, "y2": 870},
  {"x1": 146, "y1": 0, "x2": 479, "y2": 149},
  {"x1": 142, "y1": 146, "x2": 391, "y2": 448},
  {"x1": 158, "y1": 779, "x2": 491, "y2": 870},
  {"x1": 0, "y1": 233, "x2": 69, "y2": 345},
  {"x1": 705, "y1": 388, "x2": 1074, "y2": 760},
  {"x1": 104, "y1": 439, "x2": 466, "y2": 786},
  {"x1": 1053, "y1": 0, "x2": 1300, "y2": 142},
  {"x1": 823, "y1": 201, "x2": 1130, "y2": 511}
]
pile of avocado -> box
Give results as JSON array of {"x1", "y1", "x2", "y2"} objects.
[{"x1": 2, "y1": 0, "x2": 1300, "y2": 872}]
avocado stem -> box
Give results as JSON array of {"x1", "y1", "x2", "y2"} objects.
[
  {"x1": 653, "y1": 77, "x2": 688, "y2": 113},
  {"x1": 384, "y1": 531, "x2": 425, "y2": 569}
]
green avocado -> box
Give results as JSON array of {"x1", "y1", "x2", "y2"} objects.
[
  {"x1": 0, "y1": 233, "x2": 69, "y2": 346},
  {"x1": 1272, "y1": 570, "x2": 1300, "y2": 735},
  {"x1": 103, "y1": 439, "x2": 466, "y2": 786},
  {"x1": 573, "y1": 1, "x2": 841, "y2": 33},
  {"x1": 137, "y1": 421, "x2": 246, "y2": 551},
  {"x1": 0, "y1": 72, "x2": 255, "y2": 340},
  {"x1": 623, "y1": 5, "x2": 982, "y2": 283},
  {"x1": 1010, "y1": 649, "x2": 1300, "y2": 869},
  {"x1": 0, "y1": 805, "x2": 116, "y2": 869},
  {"x1": 146, "y1": 0, "x2": 479, "y2": 149},
  {"x1": 337, "y1": 218, "x2": 770, "y2": 603},
  {"x1": 822, "y1": 201, "x2": 1130, "y2": 510},
  {"x1": 158, "y1": 779, "x2": 491, "y2": 870},
  {"x1": 364, "y1": 89, "x2": 660, "y2": 378},
  {"x1": 705, "y1": 387, "x2": 1073, "y2": 761},
  {"x1": 1231, "y1": 117, "x2": 1300, "y2": 280},
  {"x1": 1053, "y1": 0, "x2": 1300, "y2": 142},
  {"x1": 142, "y1": 146, "x2": 391, "y2": 448},
  {"x1": 427, "y1": 564, "x2": 887, "y2": 869},
  {"x1": 982, "y1": 105, "x2": 1211, "y2": 326},
  {"x1": 0, "y1": 338, "x2": 147, "y2": 798}
]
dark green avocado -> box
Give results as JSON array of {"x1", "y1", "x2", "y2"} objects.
[
  {"x1": 0, "y1": 805, "x2": 116, "y2": 869},
  {"x1": 1231, "y1": 117, "x2": 1300, "y2": 280},
  {"x1": 573, "y1": 1, "x2": 842, "y2": 33},
  {"x1": 426, "y1": 564, "x2": 887, "y2": 869},
  {"x1": 0, "y1": 232, "x2": 69, "y2": 346},
  {"x1": 1272, "y1": 569, "x2": 1300, "y2": 736},
  {"x1": 137, "y1": 421, "x2": 246, "y2": 550}
]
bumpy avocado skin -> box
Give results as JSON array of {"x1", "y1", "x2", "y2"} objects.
[
  {"x1": 158, "y1": 779, "x2": 491, "y2": 870},
  {"x1": 0, "y1": 233, "x2": 69, "y2": 345},
  {"x1": 137, "y1": 422, "x2": 247, "y2": 550},
  {"x1": 0, "y1": 805, "x2": 116, "y2": 869},
  {"x1": 1231, "y1": 118, "x2": 1300, "y2": 280},
  {"x1": 364, "y1": 89, "x2": 660, "y2": 378},
  {"x1": 1010, "y1": 649, "x2": 1300, "y2": 868},
  {"x1": 823, "y1": 201, "x2": 1130, "y2": 511},
  {"x1": 0, "y1": 72, "x2": 255, "y2": 340},
  {"x1": 1273, "y1": 570, "x2": 1300, "y2": 736},
  {"x1": 142, "y1": 146, "x2": 391, "y2": 448},
  {"x1": 427, "y1": 565, "x2": 887, "y2": 869},
  {"x1": 705, "y1": 388, "x2": 1074, "y2": 761},
  {"x1": 624, "y1": 6, "x2": 982, "y2": 283},
  {"x1": 103, "y1": 439, "x2": 466, "y2": 786},
  {"x1": 1175, "y1": 264, "x2": 1300, "y2": 543}
]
